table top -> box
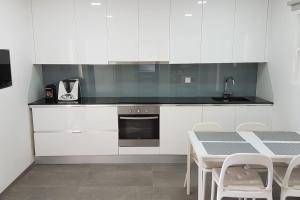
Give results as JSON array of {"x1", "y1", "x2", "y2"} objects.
[
  {"x1": 189, "y1": 131, "x2": 300, "y2": 162},
  {"x1": 254, "y1": 131, "x2": 300, "y2": 141},
  {"x1": 195, "y1": 132, "x2": 245, "y2": 142}
]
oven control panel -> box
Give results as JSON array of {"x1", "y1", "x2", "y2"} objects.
[{"x1": 118, "y1": 106, "x2": 160, "y2": 115}]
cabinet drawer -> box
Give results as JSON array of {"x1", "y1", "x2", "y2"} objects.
[
  {"x1": 83, "y1": 107, "x2": 118, "y2": 131},
  {"x1": 34, "y1": 131, "x2": 118, "y2": 156},
  {"x1": 32, "y1": 107, "x2": 117, "y2": 132},
  {"x1": 32, "y1": 107, "x2": 83, "y2": 132}
]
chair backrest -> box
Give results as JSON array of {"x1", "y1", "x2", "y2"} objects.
[
  {"x1": 236, "y1": 122, "x2": 270, "y2": 132},
  {"x1": 193, "y1": 122, "x2": 223, "y2": 132},
  {"x1": 218, "y1": 153, "x2": 273, "y2": 192},
  {"x1": 282, "y1": 155, "x2": 300, "y2": 188}
]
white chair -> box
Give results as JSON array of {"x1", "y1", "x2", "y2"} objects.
[
  {"x1": 274, "y1": 155, "x2": 300, "y2": 200},
  {"x1": 236, "y1": 122, "x2": 270, "y2": 132},
  {"x1": 211, "y1": 153, "x2": 273, "y2": 200},
  {"x1": 184, "y1": 122, "x2": 223, "y2": 196}
]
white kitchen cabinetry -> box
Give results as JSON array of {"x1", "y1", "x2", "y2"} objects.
[
  {"x1": 75, "y1": 0, "x2": 108, "y2": 64},
  {"x1": 201, "y1": 0, "x2": 235, "y2": 63},
  {"x1": 233, "y1": 0, "x2": 269, "y2": 62},
  {"x1": 139, "y1": 0, "x2": 170, "y2": 61},
  {"x1": 170, "y1": 0, "x2": 203, "y2": 63},
  {"x1": 82, "y1": 107, "x2": 118, "y2": 131},
  {"x1": 35, "y1": 131, "x2": 118, "y2": 156},
  {"x1": 32, "y1": 0, "x2": 77, "y2": 64},
  {"x1": 32, "y1": 107, "x2": 83, "y2": 132},
  {"x1": 107, "y1": 0, "x2": 139, "y2": 61},
  {"x1": 32, "y1": 107, "x2": 118, "y2": 156},
  {"x1": 202, "y1": 106, "x2": 236, "y2": 131},
  {"x1": 236, "y1": 105, "x2": 273, "y2": 128},
  {"x1": 160, "y1": 106, "x2": 202, "y2": 155}
]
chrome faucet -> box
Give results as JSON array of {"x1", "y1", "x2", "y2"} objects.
[{"x1": 223, "y1": 76, "x2": 235, "y2": 98}]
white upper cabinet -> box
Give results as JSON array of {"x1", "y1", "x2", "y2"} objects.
[
  {"x1": 31, "y1": 0, "x2": 269, "y2": 64},
  {"x1": 201, "y1": 0, "x2": 235, "y2": 63},
  {"x1": 139, "y1": 0, "x2": 170, "y2": 61},
  {"x1": 32, "y1": 0, "x2": 77, "y2": 64},
  {"x1": 74, "y1": 0, "x2": 108, "y2": 64},
  {"x1": 107, "y1": 0, "x2": 139, "y2": 61},
  {"x1": 233, "y1": 0, "x2": 269, "y2": 62},
  {"x1": 170, "y1": 0, "x2": 203, "y2": 64}
]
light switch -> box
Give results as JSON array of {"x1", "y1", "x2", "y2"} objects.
[{"x1": 185, "y1": 77, "x2": 192, "y2": 84}]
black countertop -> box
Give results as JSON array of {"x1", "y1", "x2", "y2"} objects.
[{"x1": 29, "y1": 97, "x2": 273, "y2": 106}]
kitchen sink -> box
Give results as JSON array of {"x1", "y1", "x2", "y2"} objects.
[{"x1": 211, "y1": 97, "x2": 250, "y2": 102}]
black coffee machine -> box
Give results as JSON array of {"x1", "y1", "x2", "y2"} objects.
[{"x1": 45, "y1": 84, "x2": 57, "y2": 103}]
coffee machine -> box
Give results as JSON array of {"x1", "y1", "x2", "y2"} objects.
[
  {"x1": 58, "y1": 79, "x2": 80, "y2": 101},
  {"x1": 45, "y1": 84, "x2": 57, "y2": 103}
]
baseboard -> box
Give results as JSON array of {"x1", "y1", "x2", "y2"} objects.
[{"x1": 35, "y1": 155, "x2": 186, "y2": 164}]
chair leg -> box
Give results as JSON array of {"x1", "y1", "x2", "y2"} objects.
[
  {"x1": 184, "y1": 172, "x2": 187, "y2": 188},
  {"x1": 186, "y1": 142, "x2": 191, "y2": 195},
  {"x1": 202, "y1": 171, "x2": 207, "y2": 199},
  {"x1": 280, "y1": 192, "x2": 286, "y2": 200},
  {"x1": 210, "y1": 176, "x2": 215, "y2": 200}
]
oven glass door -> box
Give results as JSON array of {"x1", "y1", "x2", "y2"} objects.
[{"x1": 118, "y1": 114, "x2": 159, "y2": 146}]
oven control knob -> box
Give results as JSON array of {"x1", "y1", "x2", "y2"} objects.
[
  {"x1": 145, "y1": 109, "x2": 148, "y2": 113},
  {"x1": 129, "y1": 109, "x2": 132, "y2": 113}
]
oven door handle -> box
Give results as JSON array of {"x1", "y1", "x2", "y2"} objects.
[{"x1": 119, "y1": 116, "x2": 159, "y2": 120}]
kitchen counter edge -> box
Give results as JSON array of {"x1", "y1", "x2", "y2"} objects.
[{"x1": 28, "y1": 97, "x2": 273, "y2": 108}]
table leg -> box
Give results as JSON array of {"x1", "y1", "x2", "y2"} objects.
[{"x1": 198, "y1": 163, "x2": 203, "y2": 200}]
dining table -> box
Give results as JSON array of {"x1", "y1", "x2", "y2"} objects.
[{"x1": 187, "y1": 130, "x2": 300, "y2": 200}]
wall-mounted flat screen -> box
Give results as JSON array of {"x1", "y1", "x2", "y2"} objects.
[{"x1": 0, "y1": 50, "x2": 12, "y2": 89}]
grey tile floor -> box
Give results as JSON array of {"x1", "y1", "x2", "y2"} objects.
[{"x1": 0, "y1": 163, "x2": 296, "y2": 200}]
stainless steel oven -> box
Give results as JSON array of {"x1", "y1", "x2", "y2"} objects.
[{"x1": 118, "y1": 106, "x2": 159, "y2": 147}]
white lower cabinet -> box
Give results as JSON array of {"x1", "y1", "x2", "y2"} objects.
[
  {"x1": 32, "y1": 106, "x2": 118, "y2": 156},
  {"x1": 202, "y1": 106, "x2": 236, "y2": 131},
  {"x1": 160, "y1": 106, "x2": 203, "y2": 155},
  {"x1": 34, "y1": 131, "x2": 118, "y2": 156},
  {"x1": 32, "y1": 104, "x2": 273, "y2": 157},
  {"x1": 160, "y1": 105, "x2": 272, "y2": 155},
  {"x1": 236, "y1": 105, "x2": 273, "y2": 128}
]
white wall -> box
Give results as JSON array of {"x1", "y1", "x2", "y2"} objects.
[
  {"x1": 0, "y1": 0, "x2": 43, "y2": 193},
  {"x1": 257, "y1": 0, "x2": 300, "y2": 131}
]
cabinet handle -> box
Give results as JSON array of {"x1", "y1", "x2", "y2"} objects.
[
  {"x1": 120, "y1": 116, "x2": 158, "y2": 120},
  {"x1": 71, "y1": 130, "x2": 82, "y2": 133}
]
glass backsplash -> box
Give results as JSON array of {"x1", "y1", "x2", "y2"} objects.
[{"x1": 42, "y1": 63, "x2": 258, "y2": 97}]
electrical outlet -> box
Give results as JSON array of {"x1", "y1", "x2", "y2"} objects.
[{"x1": 185, "y1": 77, "x2": 192, "y2": 84}]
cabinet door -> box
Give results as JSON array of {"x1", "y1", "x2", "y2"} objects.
[
  {"x1": 202, "y1": 106, "x2": 236, "y2": 131},
  {"x1": 139, "y1": 0, "x2": 170, "y2": 61},
  {"x1": 75, "y1": 0, "x2": 108, "y2": 64},
  {"x1": 160, "y1": 106, "x2": 202, "y2": 155},
  {"x1": 34, "y1": 131, "x2": 118, "y2": 156},
  {"x1": 32, "y1": 0, "x2": 77, "y2": 64},
  {"x1": 170, "y1": 0, "x2": 202, "y2": 64},
  {"x1": 201, "y1": 0, "x2": 235, "y2": 63},
  {"x1": 233, "y1": 0, "x2": 269, "y2": 62},
  {"x1": 107, "y1": 0, "x2": 139, "y2": 61},
  {"x1": 236, "y1": 106, "x2": 273, "y2": 128}
]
